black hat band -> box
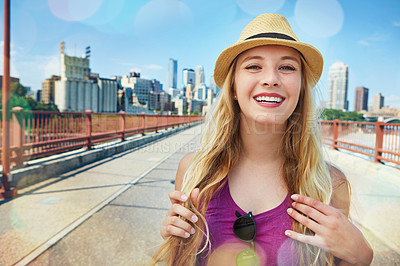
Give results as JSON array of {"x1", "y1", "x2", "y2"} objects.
[{"x1": 245, "y1": 32, "x2": 296, "y2": 41}]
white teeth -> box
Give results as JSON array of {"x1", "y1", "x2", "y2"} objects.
[{"x1": 255, "y1": 96, "x2": 283, "y2": 103}]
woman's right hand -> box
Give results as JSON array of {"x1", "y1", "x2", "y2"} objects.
[{"x1": 161, "y1": 188, "x2": 200, "y2": 239}]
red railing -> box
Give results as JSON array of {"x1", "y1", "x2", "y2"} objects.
[
  {"x1": 0, "y1": 108, "x2": 203, "y2": 168},
  {"x1": 319, "y1": 119, "x2": 400, "y2": 165}
]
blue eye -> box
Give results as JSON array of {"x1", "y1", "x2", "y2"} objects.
[
  {"x1": 280, "y1": 65, "x2": 295, "y2": 71},
  {"x1": 245, "y1": 65, "x2": 261, "y2": 70}
]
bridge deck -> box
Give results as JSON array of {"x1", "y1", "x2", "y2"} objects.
[{"x1": 0, "y1": 124, "x2": 398, "y2": 265}]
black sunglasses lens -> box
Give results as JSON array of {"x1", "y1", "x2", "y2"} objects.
[{"x1": 233, "y1": 215, "x2": 256, "y2": 241}]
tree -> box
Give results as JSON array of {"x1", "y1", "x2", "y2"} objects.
[
  {"x1": 320, "y1": 108, "x2": 365, "y2": 121},
  {"x1": 10, "y1": 82, "x2": 27, "y2": 97},
  {"x1": 0, "y1": 93, "x2": 31, "y2": 110}
]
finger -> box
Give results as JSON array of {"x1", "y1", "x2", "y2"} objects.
[
  {"x1": 169, "y1": 190, "x2": 189, "y2": 204},
  {"x1": 284, "y1": 230, "x2": 325, "y2": 249},
  {"x1": 291, "y1": 201, "x2": 329, "y2": 225},
  {"x1": 291, "y1": 194, "x2": 335, "y2": 216},
  {"x1": 162, "y1": 224, "x2": 193, "y2": 239},
  {"x1": 190, "y1": 188, "x2": 200, "y2": 206},
  {"x1": 167, "y1": 203, "x2": 198, "y2": 223},
  {"x1": 162, "y1": 215, "x2": 196, "y2": 237},
  {"x1": 287, "y1": 207, "x2": 322, "y2": 235}
]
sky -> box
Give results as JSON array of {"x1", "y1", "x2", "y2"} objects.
[{"x1": 0, "y1": 0, "x2": 400, "y2": 110}]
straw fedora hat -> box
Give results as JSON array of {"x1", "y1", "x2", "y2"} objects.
[{"x1": 213, "y1": 13, "x2": 323, "y2": 89}]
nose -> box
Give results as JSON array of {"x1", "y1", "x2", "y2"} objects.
[{"x1": 260, "y1": 69, "x2": 280, "y2": 87}]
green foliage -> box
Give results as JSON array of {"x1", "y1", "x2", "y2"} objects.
[
  {"x1": 1, "y1": 94, "x2": 59, "y2": 112},
  {"x1": 191, "y1": 110, "x2": 199, "y2": 115},
  {"x1": 26, "y1": 97, "x2": 59, "y2": 111},
  {"x1": 0, "y1": 93, "x2": 31, "y2": 110},
  {"x1": 10, "y1": 82, "x2": 27, "y2": 97},
  {"x1": 320, "y1": 108, "x2": 365, "y2": 121}
]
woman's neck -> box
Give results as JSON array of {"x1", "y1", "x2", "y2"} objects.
[{"x1": 238, "y1": 115, "x2": 286, "y2": 164}]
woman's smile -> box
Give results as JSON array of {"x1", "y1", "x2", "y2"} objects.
[{"x1": 253, "y1": 92, "x2": 286, "y2": 108}]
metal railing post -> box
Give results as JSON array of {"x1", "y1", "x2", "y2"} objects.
[
  {"x1": 332, "y1": 119, "x2": 339, "y2": 150},
  {"x1": 374, "y1": 121, "x2": 384, "y2": 163},
  {"x1": 85, "y1": 110, "x2": 92, "y2": 150},
  {"x1": 12, "y1": 107, "x2": 24, "y2": 167},
  {"x1": 141, "y1": 112, "x2": 145, "y2": 136},
  {"x1": 120, "y1": 111, "x2": 125, "y2": 141},
  {"x1": 188, "y1": 114, "x2": 191, "y2": 128},
  {"x1": 155, "y1": 115, "x2": 158, "y2": 133},
  {"x1": 1, "y1": 0, "x2": 17, "y2": 199}
]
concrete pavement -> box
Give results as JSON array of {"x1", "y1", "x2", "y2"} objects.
[
  {"x1": 0, "y1": 123, "x2": 399, "y2": 265},
  {"x1": 0, "y1": 124, "x2": 202, "y2": 265}
]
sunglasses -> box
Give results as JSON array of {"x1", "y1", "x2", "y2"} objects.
[{"x1": 233, "y1": 210, "x2": 260, "y2": 266}]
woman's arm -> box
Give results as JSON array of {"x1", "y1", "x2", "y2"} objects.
[
  {"x1": 160, "y1": 152, "x2": 200, "y2": 239},
  {"x1": 284, "y1": 164, "x2": 373, "y2": 265}
]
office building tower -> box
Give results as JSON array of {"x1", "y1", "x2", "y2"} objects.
[
  {"x1": 354, "y1": 86, "x2": 369, "y2": 112},
  {"x1": 121, "y1": 72, "x2": 155, "y2": 107},
  {"x1": 149, "y1": 91, "x2": 172, "y2": 112},
  {"x1": 194, "y1": 84, "x2": 207, "y2": 100},
  {"x1": 55, "y1": 44, "x2": 117, "y2": 112},
  {"x1": 373, "y1": 93, "x2": 384, "y2": 112},
  {"x1": 42, "y1": 75, "x2": 61, "y2": 104},
  {"x1": 166, "y1": 58, "x2": 178, "y2": 90},
  {"x1": 182, "y1": 68, "x2": 195, "y2": 87},
  {"x1": 327, "y1": 62, "x2": 349, "y2": 110},
  {"x1": 195, "y1": 65, "x2": 205, "y2": 87},
  {"x1": 186, "y1": 83, "x2": 195, "y2": 99}
]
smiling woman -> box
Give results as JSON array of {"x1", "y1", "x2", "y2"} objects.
[
  {"x1": 233, "y1": 46, "x2": 302, "y2": 128},
  {"x1": 151, "y1": 13, "x2": 373, "y2": 266}
]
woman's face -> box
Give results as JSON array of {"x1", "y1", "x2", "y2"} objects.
[{"x1": 234, "y1": 45, "x2": 302, "y2": 130}]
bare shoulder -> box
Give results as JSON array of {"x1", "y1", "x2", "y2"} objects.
[
  {"x1": 327, "y1": 162, "x2": 351, "y2": 217},
  {"x1": 175, "y1": 152, "x2": 196, "y2": 190}
]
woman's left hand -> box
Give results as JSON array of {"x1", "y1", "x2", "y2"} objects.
[{"x1": 285, "y1": 194, "x2": 373, "y2": 265}]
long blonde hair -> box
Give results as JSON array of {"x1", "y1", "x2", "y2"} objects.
[{"x1": 151, "y1": 51, "x2": 335, "y2": 265}]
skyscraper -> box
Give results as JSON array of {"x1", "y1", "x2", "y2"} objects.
[
  {"x1": 166, "y1": 58, "x2": 178, "y2": 90},
  {"x1": 373, "y1": 93, "x2": 384, "y2": 112},
  {"x1": 195, "y1": 65, "x2": 205, "y2": 87},
  {"x1": 42, "y1": 75, "x2": 60, "y2": 104},
  {"x1": 354, "y1": 86, "x2": 369, "y2": 112},
  {"x1": 327, "y1": 62, "x2": 349, "y2": 110},
  {"x1": 182, "y1": 68, "x2": 195, "y2": 87}
]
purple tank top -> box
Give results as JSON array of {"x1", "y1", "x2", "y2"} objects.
[{"x1": 197, "y1": 181, "x2": 298, "y2": 266}]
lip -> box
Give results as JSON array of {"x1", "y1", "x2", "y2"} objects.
[{"x1": 253, "y1": 92, "x2": 286, "y2": 108}]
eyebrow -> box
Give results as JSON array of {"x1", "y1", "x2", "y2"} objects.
[
  {"x1": 240, "y1": 55, "x2": 301, "y2": 64},
  {"x1": 280, "y1": 55, "x2": 301, "y2": 64}
]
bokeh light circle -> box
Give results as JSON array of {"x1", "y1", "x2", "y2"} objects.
[
  {"x1": 236, "y1": 0, "x2": 285, "y2": 15},
  {"x1": 294, "y1": 0, "x2": 344, "y2": 38},
  {"x1": 134, "y1": 0, "x2": 193, "y2": 40},
  {"x1": 48, "y1": 0, "x2": 103, "y2": 22}
]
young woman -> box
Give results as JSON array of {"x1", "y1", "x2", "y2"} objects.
[{"x1": 152, "y1": 14, "x2": 373, "y2": 265}]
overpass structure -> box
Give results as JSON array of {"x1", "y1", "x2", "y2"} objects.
[{"x1": 0, "y1": 124, "x2": 399, "y2": 265}]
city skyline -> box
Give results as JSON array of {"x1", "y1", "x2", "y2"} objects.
[{"x1": 0, "y1": 0, "x2": 399, "y2": 110}]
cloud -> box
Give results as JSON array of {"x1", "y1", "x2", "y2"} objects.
[
  {"x1": 386, "y1": 94, "x2": 400, "y2": 109},
  {"x1": 0, "y1": 41, "x2": 20, "y2": 78},
  {"x1": 114, "y1": 60, "x2": 163, "y2": 72},
  {"x1": 358, "y1": 40, "x2": 371, "y2": 46},
  {"x1": 145, "y1": 64, "x2": 163, "y2": 70},
  {"x1": 129, "y1": 68, "x2": 142, "y2": 73},
  {"x1": 393, "y1": 21, "x2": 400, "y2": 27},
  {"x1": 358, "y1": 33, "x2": 390, "y2": 46}
]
